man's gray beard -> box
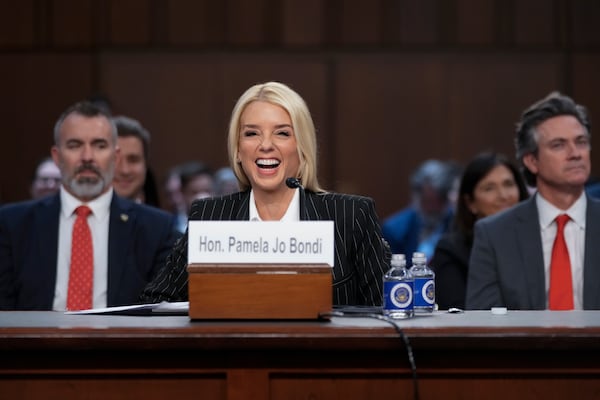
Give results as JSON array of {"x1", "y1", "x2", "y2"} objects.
[{"x1": 68, "y1": 177, "x2": 106, "y2": 199}]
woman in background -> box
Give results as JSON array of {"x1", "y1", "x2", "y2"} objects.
[{"x1": 432, "y1": 152, "x2": 529, "y2": 310}]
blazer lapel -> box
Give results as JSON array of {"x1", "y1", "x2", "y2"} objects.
[
  {"x1": 107, "y1": 194, "x2": 135, "y2": 305},
  {"x1": 302, "y1": 191, "x2": 323, "y2": 221},
  {"x1": 515, "y1": 197, "x2": 546, "y2": 308},
  {"x1": 233, "y1": 192, "x2": 251, "y2": 220}
]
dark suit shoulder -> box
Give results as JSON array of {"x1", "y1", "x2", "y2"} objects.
[
  {"x1": 130, "y1": 201, "x2": 176, "y2": 221},
  {"x1": 310, "y1": 191, "x2": 375, "y2": 207},
  {"x1": 113, "y1": 195, "x2": 174, "y2": 222},
  {"x1": 475, "y1": 197, "x2": 534, "y2": 231},
  {"x1": 0, "y1": 197, "x2": 55, "y2": 222},
  {"x1": 189, "y1": 191, "x2": 249, "y2": 220}
]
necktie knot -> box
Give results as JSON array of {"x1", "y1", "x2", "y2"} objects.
[
  {"x1": 555, "y1": 214, "x2": 570, "y2": 231},
  {"x1": 75, "y1": 205, "x2": 92, "y2": 218}
]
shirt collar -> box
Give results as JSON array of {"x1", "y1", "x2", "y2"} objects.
[
  {"x1": 60, "y1": 186, "x2": 113, "y2": 221},
  {"x1": 249, "y1": 189, "x2": 300, "y2": 221},
  {"x1": 536, "y1": 191, "x2": 586, "y2": 229}
]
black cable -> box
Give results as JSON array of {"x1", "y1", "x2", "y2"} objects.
[{"x1": 320, "y1": 311, "x2": 419, "y2": 400}]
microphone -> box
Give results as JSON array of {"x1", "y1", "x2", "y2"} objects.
[{"x1": 286, "y1": 177, "x2": 303, "y2": 189}]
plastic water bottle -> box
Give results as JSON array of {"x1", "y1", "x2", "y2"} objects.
[
  {"x1": 411, "y1": 252, "x2": 435, "y2": 313},
  {"x1": 383, "y1": 254, "x2": 414, "y2": 319}
]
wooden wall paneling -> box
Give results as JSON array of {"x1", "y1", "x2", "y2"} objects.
[
  {"x1": 333, "y1": 54, "x2": 449, "y2": 218},
  {"x1": 456, "y1": 0, "x2": 495, "y2": 45},
  {"x1": 571, "y1": 53, "x2": 600, "y2": 177},
  {"x1": 337, "y1": 0, "x2": 383, "y2": 45},
  {"x1": 226, "y1": 0, "x2": 278, "y2": 46},
  {"x1": 166, "y1": 0, "x2": 227, "y2": 46},
  {"x1": 445, "y1": 53, "x2": 563, "y2": 164},
  {"x1": 381, "y1": 0, "x2": 403, "y2": 44},
  {"x1": 397, "y1": 0, "x2": 439, "y2": 45},
  {"x1": 108, "y1": 0, "x2": 152, "y2": 45},
  {"x1": 99, "y1": 53, "x2": 227, "y2": 189},
  {"x1": 51, "y1": 0, "x2": 94, "y2": 47},
  {"x1": 514, "y1": 0, "x2": 557, "y2": 46},
  {"x1": 492, "y1": 0, "x2": 515, "y2": 45},
  {"x1": 570, "y1": 0, "x2": 600, "y2": 47},
  {"x1": 281, "y1": 0, "x2": 324, "y2": 46},
  {"x1": 0, "y1": 54, "x2": 93, "y2": 203},
  {"x1": 0, "y1": 1, "x2": 35, "y2": 47}
]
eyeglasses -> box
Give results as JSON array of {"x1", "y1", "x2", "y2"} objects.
[{"x1": 35, "y1": 177, "x2": 61, "y2": 185}]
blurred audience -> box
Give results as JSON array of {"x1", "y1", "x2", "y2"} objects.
[
  {"x1": 30, "y1": 157, "x2": 61, "y2": 199},
  {"x1": 179, "y1": 161, "x2": 215, "y2": 214},
  {"x1": 432, "y1": 152, "x2": 528, "y2": 309},
  {"x1": 163, "y1": 165, "x2": 187, "y2": 233},
  {"x1": 214, "y1": 167, "x2": 239, "y2": 196},
  {"x1": 382, "y1": 159, "x2": 458, "y2": 260}
]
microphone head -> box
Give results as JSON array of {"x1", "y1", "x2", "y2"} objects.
[{"x1": 286, "y1": 177, "x2": 301, "y2": 189}]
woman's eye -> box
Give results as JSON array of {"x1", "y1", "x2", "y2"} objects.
[
  {"x1": 277, "y1": 131, "x2": 290, "y2": 137},
  {"x1": 243, "y1": 131, "x2": 257, "y2": 137}
]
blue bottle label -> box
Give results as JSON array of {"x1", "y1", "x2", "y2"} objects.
[
  {"x1": 413, "y1": 277, "x2": 435, "y2": 307},
  {"x1": 383, "y1": 281, "x2": 413, "y2": 310}
]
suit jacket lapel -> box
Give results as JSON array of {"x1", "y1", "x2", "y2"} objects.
[
  {"x1": 515, "y1": 196, "x2": 546, "y2": 308},
  {"x1": 233, "y1": 192, "x2": 250, "y2": 220},
  {"x1": 584, "y1": 197, "x2": 600, "y2": 308},
  {"x1": 107, "y1": 194, "x2": 135, "y2": 305},
  {"x1": 34, "y1": 194, "x2": 61, "y2": 307},
  {"x1": 302, "y1": 191, "x2": 322, "y2": 221}
]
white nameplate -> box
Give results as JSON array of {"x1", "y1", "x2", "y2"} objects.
[{"x1": 188, "y1": 221, "x2": 334, "y2": 266}]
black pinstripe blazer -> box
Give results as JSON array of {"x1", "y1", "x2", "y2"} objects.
[{"x1": 141, "y1": 190, "x2": 391, "y2": 306}]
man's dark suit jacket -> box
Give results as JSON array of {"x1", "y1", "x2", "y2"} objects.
[
  {"x1": 0, "y1": 192, "x2": 181, "y2": 310},
  {"x1": 141, "y1": 190, "x2": 390, "y2": 306},
  {"x1": 466, "y1": 194, "x2": 600, "y2": 310}
]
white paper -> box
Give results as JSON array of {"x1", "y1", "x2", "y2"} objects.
[{"x1": 64, "y1": 301, "x2": 189, "y2": 315}]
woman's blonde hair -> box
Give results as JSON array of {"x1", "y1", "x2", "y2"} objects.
[{"x1": 227, "y1": 81, "x2": 323, "y2": 192}]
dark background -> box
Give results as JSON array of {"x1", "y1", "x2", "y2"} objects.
[{"x1": 1, "y1": 0, "x2": 599, "y2": 219}]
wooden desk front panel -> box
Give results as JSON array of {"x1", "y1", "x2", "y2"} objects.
[
  {"x1": 2, "y1": 346, "x2": 600, "y2": 400},
  {"x1": 2, "y1": 312, "x2": 600, "y2": 400}
]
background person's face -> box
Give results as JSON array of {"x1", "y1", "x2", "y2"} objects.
[
  {"x1": 467, "y1": 164, "x2": 520, "y2": 218},
  {"x1": 114, "y1": 136, "x2": 146, "y2": 200},
  {"x1": 31, "y1": 160, "x2": 61, "y2": 199}
]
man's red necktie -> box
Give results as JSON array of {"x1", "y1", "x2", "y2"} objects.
[
  {"x1": 66, "y1": 205, "x2": 93, "y2": 311},
  {"x1": 549, "y1": 214, "x2": 574, "y2": 310}
]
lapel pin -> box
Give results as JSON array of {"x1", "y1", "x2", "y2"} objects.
[{"x1": 120, "y1": 213, "x2": 129, "y2": 222}]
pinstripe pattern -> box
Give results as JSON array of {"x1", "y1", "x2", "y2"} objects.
[{"x1": 141, "y1": 190, "x2": 390, "y2": 306}]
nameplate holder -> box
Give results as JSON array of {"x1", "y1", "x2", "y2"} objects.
[{"x1": 187, "y1": 221, "x2": 334, "y2": 320}]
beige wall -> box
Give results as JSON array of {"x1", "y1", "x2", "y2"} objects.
[{"x1": 1, "y1": 0, "x2": 599, "y2": 219}]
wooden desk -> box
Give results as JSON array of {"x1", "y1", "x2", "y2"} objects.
[{"x1": 1, "y1": 310, "x2": 600, "y2": 400}]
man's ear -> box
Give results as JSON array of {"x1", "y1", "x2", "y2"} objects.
[
  {"x1": 522, "y1": 153, "x2": 538, "y2": 176},
  {"x1": 51, "y1": 146, "x2": 59, "y2": 166}
]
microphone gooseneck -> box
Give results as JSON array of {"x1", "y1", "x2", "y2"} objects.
[{"x1": 286, "y1": 177, "x2": 302, "y2": 189}]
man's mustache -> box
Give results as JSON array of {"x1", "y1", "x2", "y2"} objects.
[{"x1": 75, "y1": 163, "x2": 101, "y2": 176}]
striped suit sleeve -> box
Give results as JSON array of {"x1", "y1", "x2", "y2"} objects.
[{"x1": 140, "y1": 193, "x2": 245, "y2": 303}]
